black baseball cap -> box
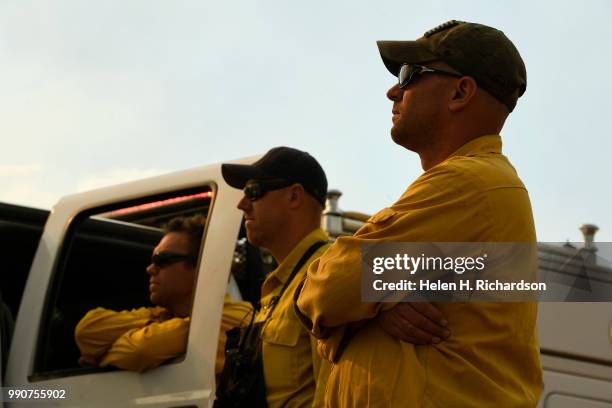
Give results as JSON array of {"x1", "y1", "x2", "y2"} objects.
[
  {"x1": 377, "y1": 20, "x2": 526, "y2": 112},
  {"x1": 221, "y1": 146, "x2": 328, "y2": 206}
]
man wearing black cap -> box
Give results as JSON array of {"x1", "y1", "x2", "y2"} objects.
[
  {"x1": 221, "y1": 147, "x2": 330, "y2": 407},
  {"x1": 296, "y1": 21, "x2": 542, "y2": 407}
]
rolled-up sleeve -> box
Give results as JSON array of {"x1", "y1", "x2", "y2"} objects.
[{"x1": 296, "y1": 231, "x2": 393, "y2": 338}]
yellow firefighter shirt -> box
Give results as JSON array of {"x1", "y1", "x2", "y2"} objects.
[
  {"x1": 75, "y1": 295, "x2": 253, "y2": 373},
  {"x1": 256, "y1": 228, "x2": 330, "y2": 408},
  {"x1": 296, "y1": 135, "x2": 543, "y2": 407}
]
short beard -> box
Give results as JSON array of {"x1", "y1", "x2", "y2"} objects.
[{"x1": 390, "y1": 107, "x2": 441, "y2": 154}]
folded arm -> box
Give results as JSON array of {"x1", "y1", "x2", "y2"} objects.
[
  {"x1": 74, "y1": 307, "x2": 166, "y2": 366},
  {"x1": 296, "y1": 166, "x2": 465, "y2": 339},
  {"x1": 100, "y1": 316, "x2": 189, "y2": 372}
]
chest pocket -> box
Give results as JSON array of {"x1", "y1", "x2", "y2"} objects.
[
  {"x1": 261, "y1": 316, "x2": 302, "y2": 347},
  {"x1": 367, "y1": 207, "x2": 397, "y2": 224}
]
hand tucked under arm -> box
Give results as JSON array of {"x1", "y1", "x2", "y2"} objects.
[{"x1": 377, "y1": 302, "x2": 450, "y2": 345}]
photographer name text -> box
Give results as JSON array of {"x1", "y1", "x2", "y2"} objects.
[{"x1": 372, "y1": 279, "x2": 547, "y2": 292}]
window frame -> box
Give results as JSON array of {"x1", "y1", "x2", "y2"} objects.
[{"x1": 30, "y1": 184, "x2": 215, "y2": 381}]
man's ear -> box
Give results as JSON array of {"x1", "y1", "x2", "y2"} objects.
[
  {"x1": 288, "y1": 184, "x2": 305, "y2": 209},
  {"x1": 448, "y1": 76, "x2": 478, "y2": 112}
]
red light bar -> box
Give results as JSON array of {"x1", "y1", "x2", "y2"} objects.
[{"x1": 107, "y1": 191, "x2": 213, "y2": 217}]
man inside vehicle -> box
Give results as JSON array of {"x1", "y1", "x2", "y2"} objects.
[{"x1": 75, "y1": 214, "x2": 253, "y2": 373}]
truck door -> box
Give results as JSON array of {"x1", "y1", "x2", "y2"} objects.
[{"x1": 5, "y1": 160, "x2": 250, "y2": 407}]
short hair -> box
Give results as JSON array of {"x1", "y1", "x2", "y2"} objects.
[{"x1": 163, "y1": 215, "x2": 206, "y2": 256}]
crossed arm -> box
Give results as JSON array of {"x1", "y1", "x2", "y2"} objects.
[
  {"x1": 295, "y1": 241, "x2": 449, "y2": 347},
  {"x1": 75, "y1": 297, "x2": 253, "y2": 374},
  {"x1": 74, "y1": 307, "x2": 188, "y2": 372},
  {"x1": 296, "y1": 167, "x2": 473, "y2": 347}
]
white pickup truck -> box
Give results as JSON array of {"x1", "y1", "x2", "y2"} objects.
[{"x1": 1, "y1": 158, "x2": 611, "y2": 407}]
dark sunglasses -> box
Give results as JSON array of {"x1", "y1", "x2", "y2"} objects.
[
  {"x1": 398, "y1": 63, "x2": 463, "y2": 89},
  {"x1": 243, "y1": 178, "x2": 293, "y2": 201},
  {"x1": 150, "y1": 252, "x2": 196, "y2": 268}
]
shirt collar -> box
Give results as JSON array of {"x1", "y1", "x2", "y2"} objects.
[
  {"x1": 446, "y1": 134, "x2": 502, "y2": 160},
  {"x1": 269, "y1": 228, "x2": 329, "y2": 285}
]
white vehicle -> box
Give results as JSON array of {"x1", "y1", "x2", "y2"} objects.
[{"x1": 0, "y1": 158, "x2": 611, "y2": 407}]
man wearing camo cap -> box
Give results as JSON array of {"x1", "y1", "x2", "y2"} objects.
[{"x1": 296, "y1": 21, "x2": 542, "y2": 406}]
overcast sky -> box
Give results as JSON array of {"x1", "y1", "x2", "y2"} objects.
[{"x1": 1, "y1": 1, "x2": 611, "y2": 244}]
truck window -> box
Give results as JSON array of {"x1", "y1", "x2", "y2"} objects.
[{"x1": 31, "y1": 186, "x2": 213, "y2": 379}]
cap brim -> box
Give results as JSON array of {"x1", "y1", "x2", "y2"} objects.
[
  {"x1": 221, "y1": 163, "x2": 271, "y2": 189},
  {"x1": 376, "y1": 40, "x2": 438, "y2": 76}
]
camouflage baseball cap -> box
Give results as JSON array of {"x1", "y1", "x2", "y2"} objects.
[{"x1": 377, "y1": 20, "x2": 526, "y2": 112}]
